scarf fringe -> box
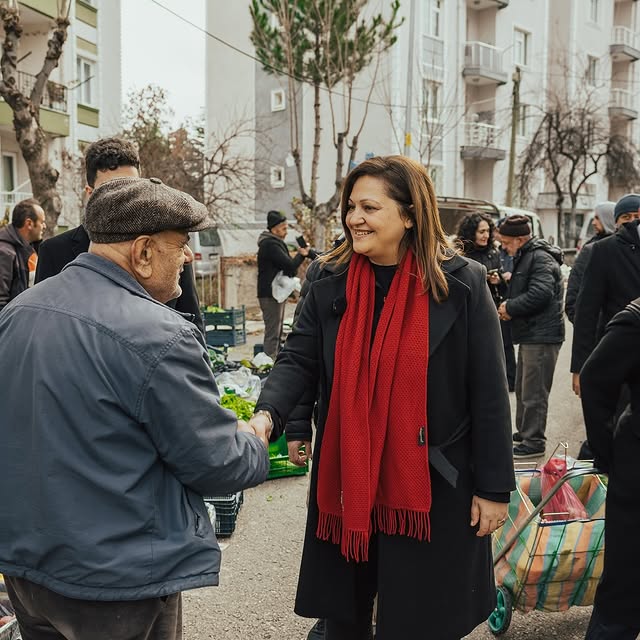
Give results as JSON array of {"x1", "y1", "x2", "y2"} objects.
[
  {"x1": 374, "y1": 504, "x2": 431, "y2": 542},
  {"x1": 317, "y1": 506, "x2": 431, "y2": 563}
]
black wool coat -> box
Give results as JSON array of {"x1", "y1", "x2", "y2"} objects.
[
  {"x1": 257, "y1": 255, "x2": 515, "y2": 638},
  {"x1": 35, "y1": 224, "x2": 204, "y2": 334},
  {"x1": 572, "y1": 220, "x2": 640, "y2": 373},
  {"x1": 580, "y1": 298, "x2": 640, "y2": 627}
]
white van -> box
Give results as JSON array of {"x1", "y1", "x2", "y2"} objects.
[{"x1": 189, "y1": 229, "x2": 222, "y2": 276}]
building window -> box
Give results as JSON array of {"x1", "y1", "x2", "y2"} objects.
[
  {"x1": 513, "y1": 29, "x2": 530, "y2": 67},
  {"x1": 586, "y1": 56, "x2": 598, "y2": 86},
  {"x1": 270, "y1": 88, "x2": 286, "y2": 112},
  {"x1": 422, "y1": 80, "x2": 441, "y2": 122},
  {"x1": 589, "y1": 0, "x2": 599, "y2": 23},
  {"x1": 428, "y1": 0, "x2": 442, "y2": 38},
  {"x1": 517, "y1": 104, "x2": 528, "y2": 137},
  {"x1": 76, "y1": 56, "x2": 96, "y2": 106},
  {"x1": 270, "y1": 166, "x2": 285, "y2": 188}
]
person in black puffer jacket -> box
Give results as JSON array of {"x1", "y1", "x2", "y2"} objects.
[{"x1": 498, "y1": 216, "x2": 565, "y2": 459}]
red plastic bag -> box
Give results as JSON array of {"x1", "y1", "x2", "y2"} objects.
[{"x1": 540, "y1": 457, "x2": 588, "y2": 521}]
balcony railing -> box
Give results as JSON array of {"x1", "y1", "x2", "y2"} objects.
[
  {"x1": 15, "y1": 71, "x2": 68, "y2": 113},
  {"x1": 464, "y1": 41, "x2": 504, "y2": 75},
  {"x1": 612, "y1": 26, "x2": 638, "y2": 49},
  {"x1": 464, "y1": 121, "x2": 500, "y2": 147},
  {"x1": 610, "y1": 88, "x2": 636, "y2": 111}
]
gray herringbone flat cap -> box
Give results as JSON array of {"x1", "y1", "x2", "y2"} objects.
[{"x1": 85, "y1": 177, "x2": 213, "y2": 243}]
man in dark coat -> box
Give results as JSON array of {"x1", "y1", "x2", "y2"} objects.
[
  {"x1": 0, "y1": 199, "x2": 46, "y2": 310},
  {"x1": 256, "y1": 210, "x2": 310, "y2": 359},
  {"x1": 580, "y1": 298, "x2": 640, "y2": 640},
  {"x1": 571, "y1": 194, "x2": 640, "y2": 396},
  {"x1": 35, "y1": 137, "x2": 203, "y2": 334},
  {"x1": 565, "y1": 201, "x2": 616, "y2": 324},
  {"x1": 497, "y1": 215, "x2": 565, "y2": 458}
]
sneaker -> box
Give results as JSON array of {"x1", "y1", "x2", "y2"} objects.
[
  {"x1": 512, "y1": 433, "x2": 523, "y2": 443},
  {"x1": 513, "y1": 444, "x2": 545, "y2": 459}
]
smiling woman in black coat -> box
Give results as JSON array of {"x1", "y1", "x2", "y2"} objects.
[
  {"x1": 581, "y1": 298, "x2": 640, "y2": 639},
  {"x1": 251, "y1": 156, "x2": 514, "y2": 640}
]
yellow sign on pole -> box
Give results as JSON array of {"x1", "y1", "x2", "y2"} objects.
[{"x1": 405, "y1": 132, "x2": 412, "y2": 147}]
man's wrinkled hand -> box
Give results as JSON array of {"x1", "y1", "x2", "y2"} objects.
[
  {"x1": 287, "y1": 440, "x2": 312, "y2": 467},
  {"x1": 248, "y1": 414, "x2": 272, "y2": 449}
]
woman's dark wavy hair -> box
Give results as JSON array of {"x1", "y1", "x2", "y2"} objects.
[
  {"x1": 456, "y1": 212, "x2": 495, "y2": 254},
  {"x1": 320, "y1": 155, "x2": 454, "y2": 302}
]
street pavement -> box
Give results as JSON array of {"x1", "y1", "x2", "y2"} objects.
[{"x1": 185, "y1": 318, "x2": 594, "y2": 639}]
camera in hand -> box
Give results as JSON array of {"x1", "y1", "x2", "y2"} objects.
[{"x1": 296, "y1": 235, "x2": 308, "y2": 248}]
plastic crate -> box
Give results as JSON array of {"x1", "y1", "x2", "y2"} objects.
[
  {"x1": 204, "y1": 307, "x2": 246, "y2": 347},
  {"x1": 268, "y1": 434, "x2": 308, "y2": 480},
  {"x1": 204, "y1": 491, "x2": 244, "y2": 537}
]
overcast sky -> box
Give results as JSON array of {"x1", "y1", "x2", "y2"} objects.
[{"x1": 121, "y1": 0, "x2": 205, "y2": 127}]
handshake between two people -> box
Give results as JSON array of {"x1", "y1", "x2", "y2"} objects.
[{"x1": 237, "y1": 411, "x2": 273, "y2": 449}]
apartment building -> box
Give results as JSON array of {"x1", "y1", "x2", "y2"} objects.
[
  {"x1": 0, "y1": 0, "x2": 122, "y2": 228},
  {"x1": 206, "y1": 0, "x2": 639, "y2": 252}
]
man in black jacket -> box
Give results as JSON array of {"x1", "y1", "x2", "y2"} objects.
[
  {"x1": 257, "y1": 210, "x2": 309, "y2": 359},
  {"x1": 35, "y1": 137, "x2": 204, "y2": 334},
  {"x1": 571, "y1": 194, "x2": 640, "y2": 396},
  {"x1": 497, "y1": 216, "x2": 565, "y2": 458},
  {"x1": 0, "y1": 199, "x2": 46, "y2": 310}
]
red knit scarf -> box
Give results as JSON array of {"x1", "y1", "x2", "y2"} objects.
[{"x1": 316, "y1": 249, "x2": 431, "y2": 562}]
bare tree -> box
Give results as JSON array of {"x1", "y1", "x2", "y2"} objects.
[
  {"x1": 251, "y1": 0, "x2": 402, "y2": 248},
  {"x1": 0, "y1": 0, "x2": 71, "y2": 236},
  {"x1": 122, "y1": 85, "x2": 256, "y2": 223}
]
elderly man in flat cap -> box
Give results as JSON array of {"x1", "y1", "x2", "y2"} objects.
[{"x1": 0, "y1": 177, "x2": 270, "y2": 640}]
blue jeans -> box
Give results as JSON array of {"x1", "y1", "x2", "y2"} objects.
[{"x1": 514, "y1": 343, "x2": 561, "y2": 448}]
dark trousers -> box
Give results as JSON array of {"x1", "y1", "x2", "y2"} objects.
[
  {"x1": 259, "y1": 297, "x2": 286, "y2": 360},
  {"x1": 500, "y1": 320, "x2": 516, "y2": 390},
  {"x1": 514, "y1": 343, "x2": 561, "y2": 448},
  {"x1": 585, "y1": 605, "x2": 640, "y2": 640},
  {"x1": 5, "y1": 576, "x2": 182, "y2": 640}
]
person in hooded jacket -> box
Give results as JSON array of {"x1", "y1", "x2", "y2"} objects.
[
  {"x1": 497, "y1": 215, "x2": 565, "y2": 458},
  {"x1": 257, "y1": 210, "x2": 311, "y2": 359},
  {"x1": 565, "y1": 201, "x2": 616, "y2": 324},
  {"x1": 0, "y1": 199, "x2": 46, "y2": 311},
  {"x1": 571, "y1": 194, "x2": 640, "y2": 397}
]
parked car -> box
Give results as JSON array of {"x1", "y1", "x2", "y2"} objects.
[
  {"x1": 436, "y1": 197, "x2": 544, "y2": 239},
  {"x1": 189, "y1": 228, "x2": 222, "y2": 276}
]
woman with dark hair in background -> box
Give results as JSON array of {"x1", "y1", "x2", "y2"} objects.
[
  {"x1": 250, "y1": 156, "x2": 514, "y2": 639},
  {"x1": 457, "y1": 212, "x2": 515, "y2": 391}
]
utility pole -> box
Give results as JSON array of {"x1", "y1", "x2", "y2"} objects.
[
  {"x1": 403, "y1": 0, "x2": 417, "y2": 156},
  {"x1": 505, "y1": 66, "x2": 521, "y2": 206}
]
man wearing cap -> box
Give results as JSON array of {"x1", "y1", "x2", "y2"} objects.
[
  {"x1": 257, "y1": 209, "x2": 310, "y2": 359},
  {"x1": 571, "y1": 193, "x2": 640, "y2": 397},
  {"x1": 0, "y1": 177, "x2": 270, "y2": 639},
  {"x1": 497, "y1": 215, "x2": 565, "y2": 458}
]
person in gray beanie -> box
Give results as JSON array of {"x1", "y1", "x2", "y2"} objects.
[
  {"x1": 0, "y1": 177, "x2": 271, "y2": 639},
  {"x1": 565, "y1": 201, "x2": 616, "y2": 324}
]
